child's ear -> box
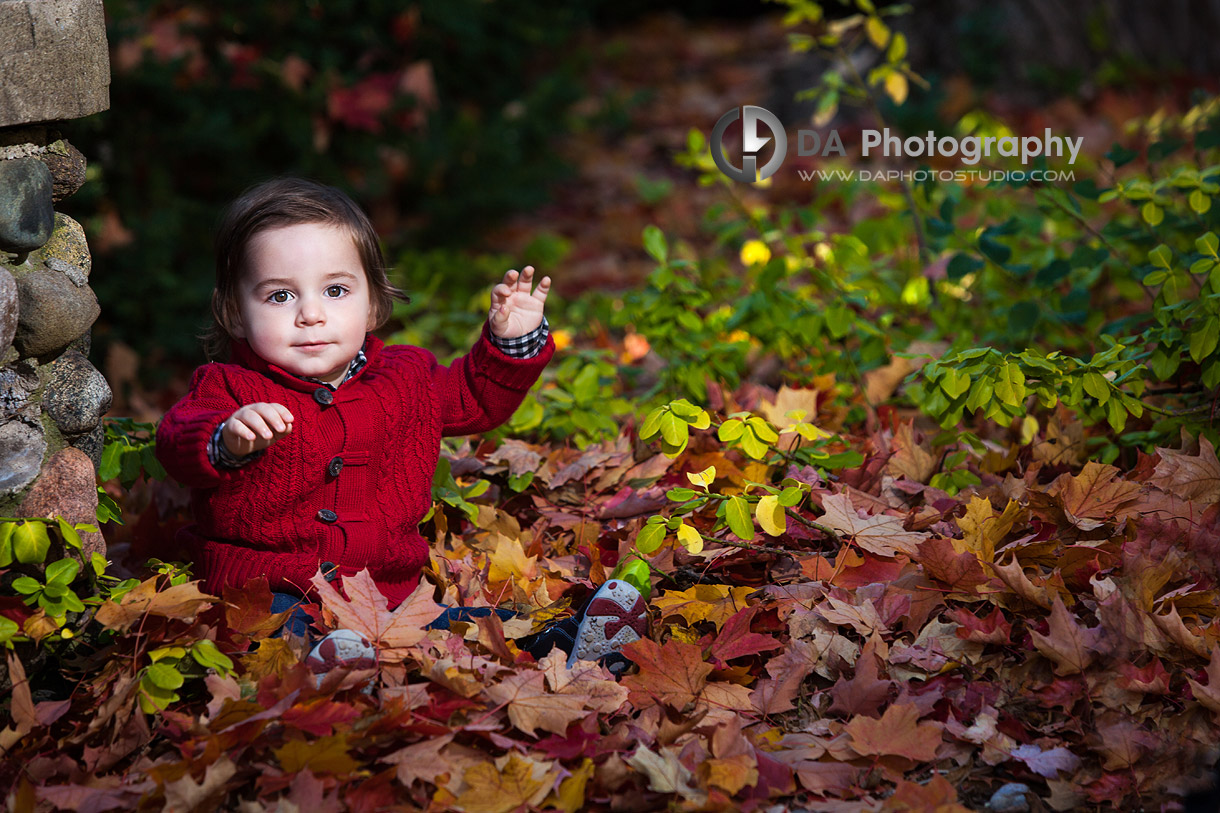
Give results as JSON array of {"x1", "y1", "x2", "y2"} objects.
[{"x1": 230, "y1": 312, "x2": 247, "y2": 340}]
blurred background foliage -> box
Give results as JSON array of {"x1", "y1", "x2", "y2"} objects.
[{"x1": 61, "y1": 0, "x2": 778, "y2": 369}]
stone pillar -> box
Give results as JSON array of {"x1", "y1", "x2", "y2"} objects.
[{"x1": 0, "y1": 0, "x2": 111, "y2": 561}]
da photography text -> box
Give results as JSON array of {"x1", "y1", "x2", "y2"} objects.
[{"x1": 712, "y1": 105, "x2": 1084, "y2": 184}]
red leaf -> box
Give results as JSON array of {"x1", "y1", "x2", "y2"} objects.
[
  {"x1": 949, "y1": 606, "x2": 1012, "y2": 644},
  {"x1": 915, "y1": 536, "x2": 990, "y2": 593},
  {"x1": 281, "y1": 697, "x2": 363, "y2": 737},
  {"x1": 706, "y1": 607, "x2": 782, "y2": 665}
]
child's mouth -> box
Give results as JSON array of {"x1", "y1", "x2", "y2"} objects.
[{"x1": 295, "y1": 342, "x2": 330, "y2": 351}]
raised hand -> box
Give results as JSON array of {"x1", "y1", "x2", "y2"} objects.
[
  {"x1": 222, "y1": 402, "x2": 294, "y2": 457},
  {"x1": 489, "y1": 265, "x2": 550, "y2": 339}
]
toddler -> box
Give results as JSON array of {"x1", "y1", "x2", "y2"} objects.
[{"x1": 156, "y1": 178, "x2": 646, "y2": 684}]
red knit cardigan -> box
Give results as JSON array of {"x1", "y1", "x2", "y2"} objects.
[{"x1": 155, "y1": 323, "x2": 553, "y2": 609}]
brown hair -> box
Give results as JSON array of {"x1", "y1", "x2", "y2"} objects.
[{"x1": 200, "y1": 177, "x2": 409, "y2": 360}]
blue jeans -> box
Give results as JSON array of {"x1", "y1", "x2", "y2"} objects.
[{"x1": 269, "y1": 591, "x2": 515, "y2": 645}]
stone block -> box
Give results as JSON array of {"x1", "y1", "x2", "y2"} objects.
[
  {"x1": 18, "y1": 446, "x2": 104, "y2": 559},
  {"x1": 12, "y1": 266, "x2": 99, "y2": 358},
  {"x1": 0, "y1": 0, "x2": 110, "y2": 126}
]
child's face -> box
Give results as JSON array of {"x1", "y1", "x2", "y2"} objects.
[{"x1": 232, "y1": 222, "x2": 374, "y2": 386}]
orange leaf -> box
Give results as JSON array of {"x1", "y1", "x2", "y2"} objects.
[
  {"x1": 93, "y1": 576, "x2": 216, "y2": 632},
  {"x1": 846, "y1": 702, "x2": 943, "y2": 762},
  {"x1": 621, "y1": 637, "x2": 713, "y2": 711},
  {"x1": 310, "y1": 568, "x2": 441, "y2": 657},
  {"x1": 484, "y1": 670, "x2": 589, "y2": 737},
  {"x1": 224, "y1": 577, "x2": 295, "y2": 641},
  {"x1": 881, "y1": 773, "x2": 971, "y2": 812}
]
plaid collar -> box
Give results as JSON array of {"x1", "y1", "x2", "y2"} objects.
[{"x1": 302, "y1": 346, "x2": 368, "y2": 391}]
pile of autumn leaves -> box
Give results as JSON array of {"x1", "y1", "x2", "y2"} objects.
[{"x1": 5, "y1": 396, "x2": 1220, "y2": 812}]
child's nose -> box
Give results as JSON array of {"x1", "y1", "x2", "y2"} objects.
[{"x1": 297, "y1": 298, "x2": 325, "y2": 325}]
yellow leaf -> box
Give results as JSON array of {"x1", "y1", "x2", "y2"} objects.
[
  {"x1": 487, "y1": 533, "x2": 539, "y2": 583},
  {"x1": 884, "y1": 70, "x2": 909, "y2": 105},
  {"x1": 865, "y1": 16, "x2": 889, "y2": 48},
  {"x1": 547, "y1": 758, "x2": 595, "y2": 813},
  {"x1": 653, "y1": 585, "x2": 754, "y2": 629},
  {"x1": 687, "y1": 465, "x2": 716, "y2": 490},
  {"x1": 676, "y1": 522, "x2": 704, "y2": 553},
  {"x1": 273, "y1": 734, "x2": 360, "y2": 775},
  {"x1": 739, "y1": 240, "x2": 771, "y2": 267},
  {"x1": 755, "y1": 495, "x2": 786, "y2": 536},
  {"x1": 456, "y1": 753, "x2": 552, "y2": 813},
  {"x1": 953, "y1": 496, "x2": 1022, "y2": 563},
  {"x1": 240, "y1": 638, "x2": 298, "y2": 682},
  {"x1": 702, "y1": 753, "x2": 760, "y2": 795}
]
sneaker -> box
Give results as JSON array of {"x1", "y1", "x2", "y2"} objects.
[
  {"x1": 567, "y1": 579, "x2": 648, "y2": 669},
  {"x1": 304, "y1": 629, "x2": 378, "y2": 691}
]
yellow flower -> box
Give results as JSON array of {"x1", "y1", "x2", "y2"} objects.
[
  {"x1": 739, "y1": 240, "x2": 772, "y2": 267},
  {"x1": 551, "y1": 329, "x2": 572, "y2": 351}
]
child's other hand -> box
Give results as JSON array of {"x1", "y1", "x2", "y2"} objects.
[
  {"x1": 222, "y1": 402, "x2": 294, "y2": 457},
  {"x1": 489, "y1": 265, "x2": 550, "y2": 339}
]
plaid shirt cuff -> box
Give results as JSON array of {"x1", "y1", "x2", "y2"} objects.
[
  {"x1": 209, "y1": 420, "x2": 264, "y2": 469},
  {"x1": 488, "y1": 315, "x2": 550, "y2": 359}
]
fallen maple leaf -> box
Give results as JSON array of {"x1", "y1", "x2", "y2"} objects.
[
  {"x1": 484, "y1": 669, "x2": 589, "y2": 737},
  {"x1": 94, "y1": 576, "x2": 216, "y2": 632},
  {"x1": 654, "y1": 584, "x2": 754, "y2": 629},
  {"x1": 1187, "y1": 647, "x2": 1220, "y2": 713},
  {"x1": 845, "y1": 702, "x2": 943, "y2": 762},
  {"x1": 454, "y1": 753, "x2": 554, "y2": 813},
  {"x1": 626, "y1": 745, "x2": 704, "y2": 802},
  {"x1": 310, "y1": 568, "x2": 441, "y2": 656},
  {"x1": 701, "y1": 752, "x2": 759, "y2": 795},
  {"x1": 884, "y1": 420, "x2": 937, "y2": 484},
  {"x1": 705, "y1": 606, "x2": 782, "y2": 664},
  {"x1": 818, "y1": 492, "x2": 927, "y2": 556},
  {"x1": 223, "y1": 577, "x2": 294, "y2": 641},
  {"x1": 954, "y1": 495, "x2": 1023, "y2": 563},
  {"x1": 539, "y1": 650, "x2": 628, "y2": 713},
  {"x1": 828, "y1": 634, "x2": 893, "y2": 717},
  {"x1": 881, "y1": 773, "x2": 971, "y2": 812},
  {"x1": 621, "y1": 637, "x2": 713, "y2": 711},
  {"x1": 916, "y1": 536, "x2": 991, "y2": 593},
  {"x1": 1148, "y1": 433, "x2": 1220, "y2": 504},
  {"x1": 1030, "y1": 597, "x2": 1102, "y2": 676},
  {"x1": 273, "y1": 733, "x2": 360, "y2": 775},
  {"x1": 1009, "y1": 743, "x2": 1082, "y2": 779},
  {"x1": 162, "y1": 756, "x2": 237, "y2": 812},
  {"x1": 1047, "y1": 461, "x2": 1141, "y2": 530}
]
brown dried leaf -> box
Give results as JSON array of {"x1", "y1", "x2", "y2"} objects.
[{"x1": 819, "y1": 492, "x2": 927, "y2": 556}]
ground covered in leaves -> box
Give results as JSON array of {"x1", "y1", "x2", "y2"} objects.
[{"x1": 5, "y1": 380, "x2": 1220, "y2": 811}]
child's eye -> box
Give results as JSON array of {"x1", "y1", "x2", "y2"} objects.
[
  {"x1": 325, "y1": 285, "x2": 348, "y2": 298},
  {"x1": 268, "y1": 290, "x2": 292, "y2": 304}
]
